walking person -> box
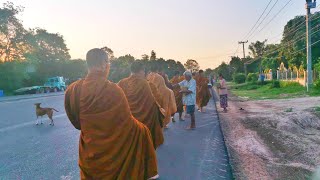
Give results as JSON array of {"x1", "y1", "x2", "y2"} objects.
[
  {"x1": 65, "y1": 48, "x2": 159, "y2": 179},
  {"x1": 170, "y1": 71, "x2": 184, "y2": 121},
  {"x1": 173, "y1": 71, "x2": 197, "y2": 129},
  {"x1": 218, "y1": 73, "x2": 228, "y2": 113}
]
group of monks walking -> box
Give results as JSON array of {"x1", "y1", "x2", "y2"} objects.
[{"x1": 64, "y1": 48, "x2": 212, "y2": 179}]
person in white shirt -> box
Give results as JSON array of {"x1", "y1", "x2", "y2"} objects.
[{"x1": 173, "y1": 71, "x2": 197, "y2": 129}]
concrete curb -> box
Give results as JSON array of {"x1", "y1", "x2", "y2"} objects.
[
  {"x1": 214, "y1": 99, "x2": 236, "y2": 180},
  {"x1": 0, "y1": 93, "x2": 64, "y2": 103}
]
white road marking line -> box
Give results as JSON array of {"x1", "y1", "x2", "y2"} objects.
[
  {"x1": 0, "y1": 94, "x2": 64, "y2": 104},
  {"x1": 196, "y1": 122, "x2": 216, "y2": 128},
  {"x1": 0, "y1": 114, "x2": 67, "y2": 133}
]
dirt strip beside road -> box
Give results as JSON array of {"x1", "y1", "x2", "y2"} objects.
[{"x1": 218, "y1": 95, "x2": 320, "y2": 180}]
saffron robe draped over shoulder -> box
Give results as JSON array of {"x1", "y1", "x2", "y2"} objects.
[
  {"x1": 148, "y1": 82, "x2": 164, "y2": 109},
  {"x1": 64, "y1": 72, "x2": 158, "y2": 180},
  {"x1": 196, "y1": 76, "x2": 212, "y2": 108},
  {"x1": 118, "y1": 75, "x2": 164, "y2": 149},
  {"x1": 147, "y1": 73, "x2": 177, "y2": 125},
  {"x1": 170, "y1": 75, "x2": 184, "y2": 113}
]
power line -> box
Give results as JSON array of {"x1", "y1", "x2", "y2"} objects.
[
  {"x1": 289, "y1": 38, "x2": 320, "y2": 56},
  {"x1": 245, "y1": 24, "x2": 320, "y2": 65},
  {"x1": 266, "y1": 11, "x2": 320, "y2": 45},
  {"x1": 250, "y1": 0, "x2": 293, "y2": 41},
  {"x1": 242, "y1": 0, "x2": 273, "y2": 41},
  {"x1": 233, "y1": 44, "x2": 240, "y2": 56},
  {"x1": 263, "y1": 17, "x2": 320, "y2": 57},
  {"x1": 246, "y1": 0, "x2": 280, "y2": 41},
  {"x1": 259, "y1": 25, "x2": 320, "y2": 58},
  {"x1": 267, "y1": 19, "x2": 306, "y2": 43}
]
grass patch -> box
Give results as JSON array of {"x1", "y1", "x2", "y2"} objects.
[
  {"x1": 314, "y1": 106, "x2": 320, "y2": 112},
  {"x1": 284, "y1": 108, "x2": 293, "y2": 112},
  {"x1": 229, "y1": 81, "x2": 319, "y2": 100}
]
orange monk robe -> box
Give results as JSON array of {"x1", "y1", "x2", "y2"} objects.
[
  {"x1": 118, "y1": 75, "x2": 164, "y2": 149},
  {"x1": 147, "y1": 72, "x2": 177, "y2": 125},
  {"x1": 65, "y1": 72, "x2": 158, "y2": 180},
  {"x1": 148, "y1": 81, "x2": 164, "y2": 109},
  {"x1": 170, "y1": 75, "x2": 184, "y2": 113},
  {"x1": 196, "y1": 76, "x2": 212, "y2": 108}
]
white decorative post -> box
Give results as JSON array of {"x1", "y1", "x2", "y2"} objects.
[{"x1": 304, "y1": 70, "x2": 307, "y2": 86}]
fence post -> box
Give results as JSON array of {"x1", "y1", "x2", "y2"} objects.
[
  {"x1": 286, "y1": 71, "x2": 288, "y2": 80},
  {"x1": 291, "y1": 72, "x2": 293, "y2": 81},
  {"x1": 277, "y1": 70, "x2": 279, "y2": 80},
  {"x1": 304, "y1": 70, "x2": 307, "y2": 86}
]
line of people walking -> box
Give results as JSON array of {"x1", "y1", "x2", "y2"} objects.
[{"x1": 64, "y1": 48, "x2": 215, "y2": 179}]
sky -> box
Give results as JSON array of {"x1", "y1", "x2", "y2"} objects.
[{"x1": 6, "y1": 0, "x2": 312, "y2": 69}]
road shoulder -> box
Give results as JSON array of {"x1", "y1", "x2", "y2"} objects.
[
  {"x1": 217, "y1": 94, "x2": 320, "y2": 179},
  {"x1": 0, "y1": 92, "x2": 64, "y2": 103}
]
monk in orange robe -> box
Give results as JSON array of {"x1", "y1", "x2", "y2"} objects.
[
  {"x1": 147, "y1": 67, "x2": 177, "y2": 128},
  {"x1": 170, "y1": 71, "x2": 184, "y2": 120},
  {"x1": 65, "y1": 48, "x2": 159, "y2": 180},
  {"x1": 118, "y1": 61, "x2": 164, "y2": 149},
  {"x1": 148, "y1": 81, "x2": 164, "y2": 108},
  {"x1": 196, "y1": 70, "x2": 212, "y2": 112}
]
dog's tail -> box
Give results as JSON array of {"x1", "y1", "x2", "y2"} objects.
[{"x1": 52, "y1": 108, "x2": 59, "y2": 112}]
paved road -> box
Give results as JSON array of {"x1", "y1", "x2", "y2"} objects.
[{"x1": 0, "y1": 95, "x2": 232, "y2": 180}]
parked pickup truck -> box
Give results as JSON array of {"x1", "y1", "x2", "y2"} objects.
[{"x1": 14, "y1": 76, "x2": 67, "y2": 95}]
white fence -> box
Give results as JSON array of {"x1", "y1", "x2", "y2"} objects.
[{"x1": 265, "y1": 70, "x2": 319, "y2": 87}]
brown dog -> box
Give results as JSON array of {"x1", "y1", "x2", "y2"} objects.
[{"x1": 34, "y1": 103, "x2": 59, "y2": 126}]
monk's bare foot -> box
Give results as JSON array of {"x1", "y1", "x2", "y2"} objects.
[
  {"x1": 179, "y1": 118, "x2": 185, "y2": 121},
  {"x1": 164, "y1": 125, "x2": 169, "y2": 129},
  {"x1": 148, "y1": 174, "x2": 159, "y2": 180}
]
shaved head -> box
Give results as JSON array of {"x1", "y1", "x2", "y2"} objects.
[
  {"x1": 131, "y1": 61, "x2": 145, "y2": 73},
  {"x1": 86, "y1": 48, "x2": 108, "y2": 68}
]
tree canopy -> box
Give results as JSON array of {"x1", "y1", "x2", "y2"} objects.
[{"x1": 184, "y1": 59, "x2": 200, "y2": 72}]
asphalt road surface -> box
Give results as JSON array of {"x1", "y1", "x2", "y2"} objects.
[{"x1": 0, "y1": 94, "x2": 232, "y2": 180}]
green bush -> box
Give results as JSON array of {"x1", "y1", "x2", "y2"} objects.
[
  {"x1": 233, "y1": 73, "x2": 246, "y2": 84},
  {"x1": 246, "y1": 73, "x2": 259, "y2": 83},
  {"x1": 314, "y1": 79, "x2": 320, "y2": 90},
  {"x1": 0, "y1": 62, "x2": 29, "y2": 94},
  {"x1": 247, "y1": 85, "x2": 259, "y2": 90},
  {"x1": 270, "y1": 80, "x2": 280, "y2": 88},
  {"x1": 280, "y1": 81, "x2": 302, "y2": 88}
]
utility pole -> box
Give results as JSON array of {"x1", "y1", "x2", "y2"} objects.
[
  {"x1": 306, "y1": 0, "x2": 316, "y2": 92},
  {"x1": 239, "y1": 40, "x2": 248, "y2": 75}
]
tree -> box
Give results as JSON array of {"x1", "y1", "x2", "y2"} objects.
[
  {"x1": 204, "y1": 68, "x2": 214, "y2": 77},
  {"x1": 109, "y1": 54, "x2": 135, "y2": 82},
  {"x1": 164, "y1": 59, "x2": 185, "y2": 78},
  {"x1": 214, "y1": 62, "x2": 232, "y2": 81},
  {"x1": 150, "y1": 50, "x2": 156, "y2": 61},
  {"x1": 280, "y1": 13, "x2": 320, "y2": 68},
  {"x1": 248, "y1": 40, "x2": 267, "y2": 58},
  {"x1": 27, "y1": 28, "x2": 70, "y2": 62},
  {"x1": 261, "y1": 57, "x2": 279, "y2": 77},
  {"x1": 101, "y1": 46, "x2": 114, "y2": 60},
  {"x1": 141, "y1": 54, "x2": 149, "y2": 60},
  {"x1": 229, "y1": 56, "x2": 244, "y2": 74},
  {"x1": 184, "y1": 59, "x2": 200, "y2": 72},
  {"x1": 0, "y1": 2, "x2": 29, "y2": 62}
]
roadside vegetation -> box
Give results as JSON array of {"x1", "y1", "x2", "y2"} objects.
[
  {"x1": 229, "y1": 80, "x2": 320, "y2": 100},
  {"x1": 0, "y1": 2, "x2": 188, "y2": 95}
]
